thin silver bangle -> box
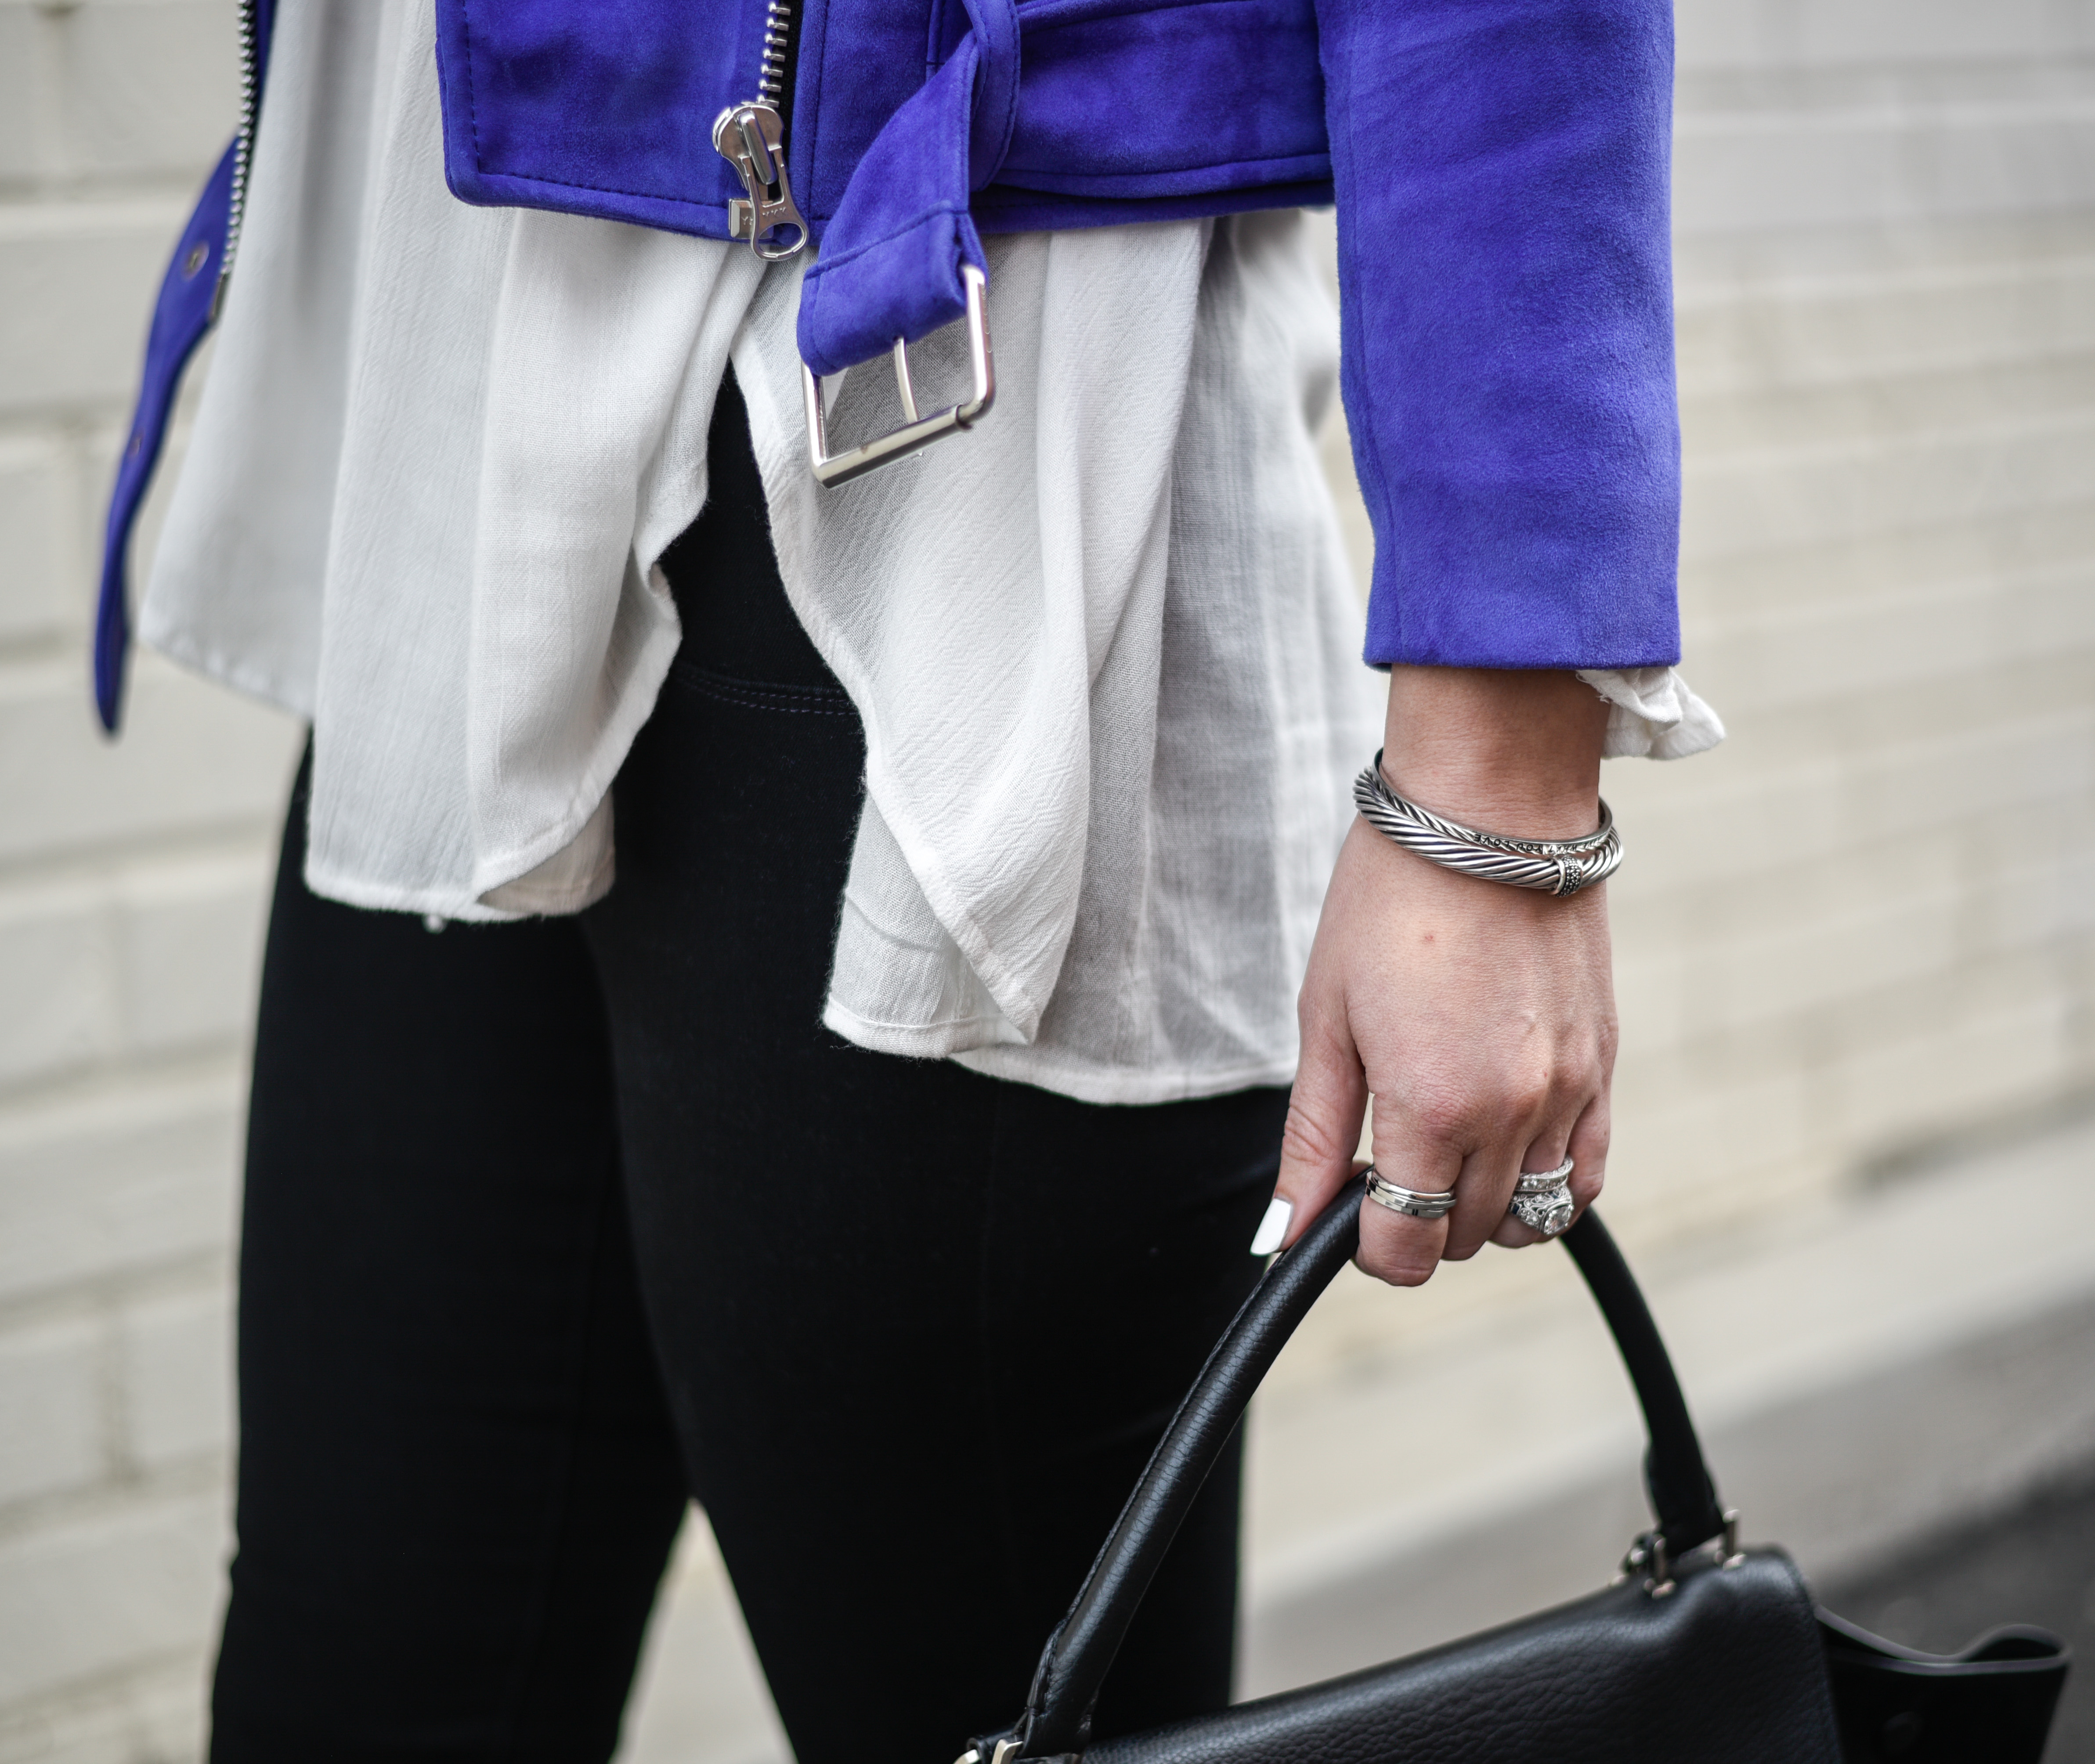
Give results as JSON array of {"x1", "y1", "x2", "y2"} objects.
[{"x1": 1352, "y1": 751, "x2": 1621, "y2": 897}]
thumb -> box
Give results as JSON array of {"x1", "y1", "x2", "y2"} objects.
[{"x1": 1268, "y1": 989, "x2": 1369, "y2": 1251}]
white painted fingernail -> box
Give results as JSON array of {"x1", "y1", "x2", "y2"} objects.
[{"x1": 1249, "y1": 1198, "x2": 1293, "y2": 1256}]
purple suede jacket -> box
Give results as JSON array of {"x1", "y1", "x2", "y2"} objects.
[{"x1": 98, "y1": 0, "x2": 1681, "y2": 732}]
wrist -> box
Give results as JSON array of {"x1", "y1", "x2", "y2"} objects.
[{"x1": 1381, "y1": 667, "x2": 1607, "y2": 841}]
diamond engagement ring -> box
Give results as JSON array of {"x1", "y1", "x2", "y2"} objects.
[
  {"x1": 1363, "y1": 1170, "x2": 1459, "y2": 1221},
  {"x1": 1508, "y1": 1156, "x2": 1577, "y2": 1237}
]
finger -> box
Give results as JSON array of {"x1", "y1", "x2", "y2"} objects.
[
  {"x1": 1355, "y1": 1107, "x2": 1465, "y2": 1287},
  {"x1": 1254, "y1": 1149, "x2": 1376, "y2": 1254},
  {"x1": 1444, "y1": 1074, "x2": 1565, "y2": 1257},
  {"x1": 1441, "y1": 1141, "x2": 1522, "y2": 1261},
  {"x1": 1492, "y1": 1092, "x2": 1608, "y2": 1249},
  {"x1": 1482, "y1": 1109, "x2": 1570, "y2": 1251},
  {"x1": 1271, "y1": 987, "x2": 1369, "y2": 1251},
  {"x1": 1564, "y1": 1090, "x2": 1609, "y2": 1217}
]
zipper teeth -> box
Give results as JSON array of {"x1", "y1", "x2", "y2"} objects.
[
  {"x1": 216, "y1": 0, "x2": 262, "y2": 312},
  {"x1": 757, "y1": 0, "x2": 793, "y2": 104}
]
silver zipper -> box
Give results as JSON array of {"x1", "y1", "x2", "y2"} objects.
[
  {"x1": 714, "y1": 0, "x2": 809, "y2": 260},
  {"x1": 211, "y1": 0, "x2": 263, "y2": 320}
]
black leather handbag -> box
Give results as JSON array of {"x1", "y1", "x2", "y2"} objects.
[{"x1": 968, "y1": 1178, "x2": 2069, "y2": 1764}]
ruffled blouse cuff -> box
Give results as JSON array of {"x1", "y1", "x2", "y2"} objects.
[{"x1": 1576, "y1": 667, "x2": 1727, "y2": 760}]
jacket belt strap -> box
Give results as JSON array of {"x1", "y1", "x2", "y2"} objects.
[{"x1": 796, "y1": 0, "x2": 1020, "y2": 378}]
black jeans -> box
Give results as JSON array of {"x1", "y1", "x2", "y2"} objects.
[{"x1": 211, "y1": 379, "x2": 1289, "y2": 1764}]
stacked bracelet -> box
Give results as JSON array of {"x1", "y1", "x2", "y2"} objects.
[{"x1": 1352, "y1": 751, "x2": 1622, "y2": 897}]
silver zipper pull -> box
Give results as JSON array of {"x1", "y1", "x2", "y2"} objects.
[{"x1": 713, "y1": 101, "x2": 808, "y2": 260}]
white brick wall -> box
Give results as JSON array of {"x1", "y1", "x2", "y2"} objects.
[
  {"x1": 0, "y1": 3, "x2": 299, "y2": 1756},
  {"x1": 1590, "y1": 0, "x2": 2095, "y2": 1242},
  {"x1": 1, "y1": 2, "x2": 2091, "y2": 1760}
]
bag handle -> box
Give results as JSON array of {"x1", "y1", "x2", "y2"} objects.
[{"x1": 997, "y1": 1176, "x2": 1730, "y2": 1763}]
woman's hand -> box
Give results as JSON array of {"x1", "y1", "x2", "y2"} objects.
[{"x1": 1269, "y1": 667, "x2": 1618, "y2": 1283}]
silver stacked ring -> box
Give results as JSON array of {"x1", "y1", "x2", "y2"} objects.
[
  {"x1": 1512, "y1": 1156, "x2": 1576, "y2": 1196},
  {"x1": 1363, "y1": 1170, "x2": 1458, "y2": 1221},
  {"x1": 1508, "y1": 1156, "x2": 1577, "y2": 1237}
]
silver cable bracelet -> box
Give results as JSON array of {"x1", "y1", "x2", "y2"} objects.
[{"x1": 1352, "y1": 750, "x2": 1622, "y2": 897}]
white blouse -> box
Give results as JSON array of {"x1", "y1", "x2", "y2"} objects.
[{"x1": 141, "y1": 0, "x2": 1722, "y2": 1106}]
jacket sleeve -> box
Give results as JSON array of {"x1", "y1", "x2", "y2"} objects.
[{"x1": 1316, "y1": 0, "x2": 1680, "y2": 669}]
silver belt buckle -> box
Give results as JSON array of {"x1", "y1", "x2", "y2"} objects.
[{"x1": 801, "y1": 265, "x2": 994, "y2": 487}]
